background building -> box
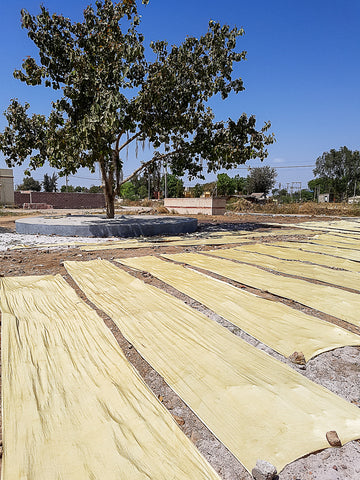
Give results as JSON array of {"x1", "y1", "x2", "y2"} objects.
[{"x1": 0, "y1": 168, "x2": 14, "y2": 205}]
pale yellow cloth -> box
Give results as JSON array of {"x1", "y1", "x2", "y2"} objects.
[
  {"x1": 66, "y1": 259, "x2": 360, "y2": 472},
  {"x1": 311, "y1": 233, "x2": 360, "y2": 247},
  {"x1": 0, "y1": 274, "x2": 220, "y2": 480},
  {"x1": 211, "y1": 246, "x2": 360, "y2": 292},
  {"x1": 163, "y1": 252, "x2": 360, "y2": 327},
  {"x1": 119, "y1": 255, "x2": 360, "y2": 360},
  {"x1": 269, "y1": 241, "x2": 360, "y2": 262},
  {"x1": 232, "y1": 242, "x2": 360, "y2": 273},
  {"x1": 79, "y1": 228, "x2": 312, "y2": 252},
  {"x1": 268, "y1": 221, "x2": 360, "y2": 234}
]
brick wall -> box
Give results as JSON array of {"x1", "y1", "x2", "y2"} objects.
[{"x1": 14, "y1": 191, "x2": 106, "y2": 209}]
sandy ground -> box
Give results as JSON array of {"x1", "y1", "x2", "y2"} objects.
[{"x1": 0, "y1": 209, "x2": 360, "y2": 479}]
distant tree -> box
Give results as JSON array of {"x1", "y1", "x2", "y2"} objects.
[
  {"x1": 119, "y1": 181, "x2": 136, "y2": 200},
  {"x1": 0, "y1": 1, "x2": 274, "y2": 218},
  {"x1": 43, "y1": 172, "x2": 58, "y2": 192},
  {"x1": 74, "y1": 186, "x2": 82, "y2": 192},
  {"x1": 308, "y1": 178, "x2": 331, "y2": 196},
  {"x1": 17, "y1": 176, "x2": 41, "y2": 191},
  {"x1": 61, "y1": 185, "x2": 74, "y2": 192},
  {"x1": 161, "y1": 173, "x2": 184, "y2": 198},
  {"x1": 247, "y1": 166, "x2": 277, "y2": 196},
  {"x1": 89, "y1": 185, "x2": 103, "y2": 193},
  {"x1": 193, "y1": 183, "x2": 204, "y2": 197},
  {"x1": 233, "y1": 174, "x2": 247, "y2": 194},
  {"x1": 299, "y1": 189, "x2": 313, "y2": 201},
  {"x1": 313, "y1": 147, "x2": 360, "y2": 200},
  {"x1": 60, "y1": 184, "x2": 89, "y2": 192},
  {"x1": 137, "y1": 185, "x2": 148, "y2": 199},
  {"x1": 216, "y1": 173, "x2": 235, "y2": 196}
]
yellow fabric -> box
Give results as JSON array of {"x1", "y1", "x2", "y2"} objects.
[
  {"x1": 231, "y1": 242, "x2": 360, "y2": 273},
  {"x1": 308, "y1": 234, "x2": 360, "y2": 248},
  {"x1": 268, "y1": 221, "x2": 360, "y2": 234},
  {"x1": 10, "y1": 240, "x2": 135, "y2": 250},
  {"x1": 119, "y1": 256, "x2": 360, "y2": 360},
  {"x1": 0, "y1": 274, "x2": 220, "y2": 480},
  {"x1": 269, "y1": 241, "x2": 360, "y2": 262},
  {"x1": 163, "y1": 252, "x2": 360, "y2": 327},
  {"x1": 212, "y1": 246, "x2": 360, "y2": 292},
  {"x1": 65, "y1": 259, "x2": 360, "y2": 473},
  {"x1": 79, "y1": 228, "x2": 312, "y2": 252}
]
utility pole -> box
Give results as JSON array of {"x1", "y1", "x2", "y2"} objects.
[{"x1": 164, "y1": 161, "x2": 168, "y2": 199}]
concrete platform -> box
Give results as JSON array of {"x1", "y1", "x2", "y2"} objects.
[{"x1": 15, "y1": 215, "x2": 198, "y2": 238}]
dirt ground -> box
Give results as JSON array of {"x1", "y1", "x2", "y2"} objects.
[{"x1": 1, "y1": 210, "x2": 360, "y2": 479}]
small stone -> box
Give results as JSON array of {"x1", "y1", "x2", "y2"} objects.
[
  {"x1": 333, "y1": 465, "x2": 338, "y2": 471},
  {"x1": 190, "y1": 430, "x2": 200, "y2": 444},
  {"x1": 288, "y1": 351, "x2": 306, "y2": 365},
  {"x1": 172, "y1": 414, "x2": 185, "y2": 426},
  {"x1": 252, "y1": 459, "x2": 277, "y2": 480},
  {"x1": 326, "y1": 431, "x2": 342, "y2": 447}
]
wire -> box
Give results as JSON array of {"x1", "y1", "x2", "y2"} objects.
[{"x1": 235, "y1": 165, "x2": 315, "y2": 170}]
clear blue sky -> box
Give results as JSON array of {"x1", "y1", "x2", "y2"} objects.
[{"x1": 1, "y1": 0, "x2": 359, "y2": 191}]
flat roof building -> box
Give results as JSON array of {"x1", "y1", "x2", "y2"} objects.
[{"x1": 0, "y1": 168, "x2": 15, "y2": 205}]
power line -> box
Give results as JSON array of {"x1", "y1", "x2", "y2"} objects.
[{"x1": 235, "y1": 165, "x2": 315, "y2": 170}]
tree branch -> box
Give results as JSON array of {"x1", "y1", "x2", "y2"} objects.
[
  {"x1": 119, "y1": 150, "x2": 178, "y2": 186},
  {"x1": 117, "y1": 131, "x2": 142, "y2": 153}
]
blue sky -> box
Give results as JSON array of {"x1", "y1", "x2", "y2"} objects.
[{"x1": 1, "y1": 0, "x2": 359, "y2": 191}]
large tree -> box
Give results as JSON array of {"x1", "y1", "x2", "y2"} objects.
[
  {"x1": 0, "y1": 0, "x2": 274, "y2": 217},
  {"x1": 313, "y1": 147, "x2": 360, "y2": 200},
  {"x1": 247, "y1": 166, "x2": 277, "y2": 196}
]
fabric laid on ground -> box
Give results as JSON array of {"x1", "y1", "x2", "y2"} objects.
[
  {"x1": 269, "y1": 241, "x2": 360, "y2": 262},
  {"x1": 79, "y1": 229, "x2": 313, "y2": 252},
  {"x1": 163, "y1": 252, "x2": 360, "y2": 327},
  {"x1": 119, "y1": 256, "x2": 360, "y2": 360},
  {"x1": 231, "y1": 242, "x2": 360, "y2": 273},
  {"x1": 213, "y1": 246, "x2": 360, "y2": 292},
  {"x1": 0, "y1": 274, "x2": 220, "y2": 480},
  {"x1": 65, "y1": 259, "x2": 360, "y2": 473},
  {"x1": 310, "y1": 233, "x2": 360, "y2": 247},
  {"x1": 268, "y1": 221, "x2": 360, "y2": 235}
]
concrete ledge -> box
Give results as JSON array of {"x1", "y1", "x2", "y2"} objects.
[
  {"x1": 164, "y1": 197, "x2": 226, "y2": 215},
  {"x1": 15, "y1": 215, "x2": 198, "y2": 238}
]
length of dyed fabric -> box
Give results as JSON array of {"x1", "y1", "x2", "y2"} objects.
[
  {"x1": 0, "y1": 274, "x2": 220, "y2": 480},
  {"x1": 232, "y1": 243, "x2": 360, "y2": 273},
  {"x1": 217, "y1": 246, "x2": 360, "y2": 292},
  {"x1": 119, "y1": 255, "x2": 359, "y2": 361},
  {"x1": 65, "y1": 259, "x2": 360, "y2": 473},
  {"x1": 163, "y1": 252, "x2": 360, "y2": 328}
]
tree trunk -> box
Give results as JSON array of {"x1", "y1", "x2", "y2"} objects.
[{"x1": 99, "y1": 158, "x2": 116, "y2": 219}]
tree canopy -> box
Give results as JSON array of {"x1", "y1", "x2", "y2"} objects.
[
  {"x1": 247, "y1": 166, "x2": 277, "y2": 196},
  {"x1": 312, "y1": 147, "x2": 360, "y2": 200},
  {"x1": 43, "y1": 173, "x2": 58, "y2": 192},
  {"x1": 17, "y1": 176, "x2": 41, "y2": 191},
  {"x1": 0, "y1": 0, "x2": 274, "y2": 217}
]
